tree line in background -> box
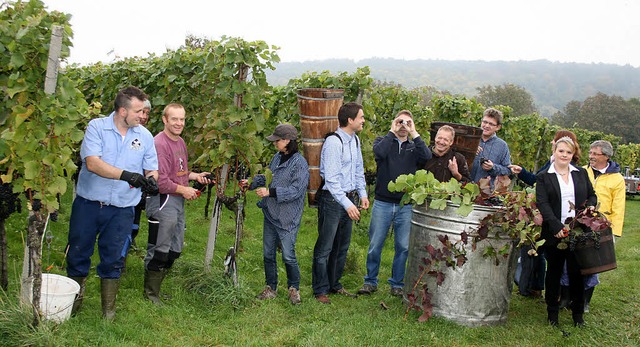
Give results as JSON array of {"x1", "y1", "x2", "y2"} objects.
[{"x1": 267, "y1": 58, "x2": 640, "y2": 119}]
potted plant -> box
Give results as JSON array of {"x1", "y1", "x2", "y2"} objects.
[{"x1": 388, "y1": 170, "x2": 544, "y2": 326}]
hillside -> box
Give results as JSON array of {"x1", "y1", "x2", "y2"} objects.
[{"x1": 267, "y1": 59, "x2": 640, "y2": 117}]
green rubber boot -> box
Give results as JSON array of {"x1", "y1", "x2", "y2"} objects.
[
  {"x1": 143, "y1": 269, "x2": 165, "y2": 305},
  {"x1": 69, "y1": 276, "x2": 87, "y2": 315},
  {"x1": 101, "y1": 278, "x2": 120, "y2": 321}
]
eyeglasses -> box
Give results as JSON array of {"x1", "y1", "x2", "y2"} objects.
[
  {"x1": 589, "y1": 151, "x2": 605, "y2": 156},
  {"x1": 481, "y1": 120, "x2": 498, "y2": 127}
]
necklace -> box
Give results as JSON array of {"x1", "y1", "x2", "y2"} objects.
[{"x1": 558, "y1": 172, "x2": 569, "y2": 176}]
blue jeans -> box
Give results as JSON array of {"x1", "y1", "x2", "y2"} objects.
[
  {"x1": 263, "y1": 218, "x2": 301, "y2": 290},
  {"x1": 364, "y1": 200, "x2": 412, "y2": 288},
  {"x1": 312, "y1": 191, "x2": 354, "y2": 296},
  {"x1": 66, "y1": 196, "x2": 134, "y2": 279}
]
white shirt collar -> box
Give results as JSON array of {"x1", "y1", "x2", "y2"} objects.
[{"x1": 549, "y1": 164, "x2": 578, "y2": 174}]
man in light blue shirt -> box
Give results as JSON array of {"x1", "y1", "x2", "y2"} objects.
[
  {"x1": 312, "y1": 102, "x2": 370, "y2": 304},
  {"x1": 66, "y1": 86, "x2": 158, "y2": 320},
  {"x1": 470, "y1": 107, "x2": 511, "y2": 186}
]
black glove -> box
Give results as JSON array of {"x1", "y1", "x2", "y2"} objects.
[
  {"x1": 120, "y1": 170, "x2": 147, "y2": 188},
  {"x1": 248, "y1": 174, "x2": 266, "y2": 190},
  {"x1": 143, "y1": 176, "x2": 159, "y2": 195}
]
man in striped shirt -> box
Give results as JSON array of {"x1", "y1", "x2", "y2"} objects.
[{"x1": 312, "y1": 102, "x2": 370, "y2": 304}]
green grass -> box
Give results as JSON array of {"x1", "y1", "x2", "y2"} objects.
[{"x1": 1, "y1": 189, "x2": 639, "y2": 346}]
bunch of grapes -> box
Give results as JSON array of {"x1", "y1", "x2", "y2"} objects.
[
  {"x1": 482, "y1": 196, "x2": 503, "y2": 207},
  {"x1": 0, "y1": 183, "x2": 22, "y2": 220}
]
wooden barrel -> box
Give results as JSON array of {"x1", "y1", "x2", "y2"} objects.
[
  {"x1": 429, "y1": 122, "x2": 483, "y2": 170},
  {"x1": 574, "y1": 228, "x2": 617, "y2": 275},
  {"x1": 297, "y1": 88, "x2": 344, "y2": 207}
]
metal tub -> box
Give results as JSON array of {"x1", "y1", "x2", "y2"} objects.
[{"x1": 405, "y1": 202, "x2": 518, "y2": 327}]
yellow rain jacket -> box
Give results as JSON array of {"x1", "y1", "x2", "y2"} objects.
[{"x1": 585, "y1": 162, "x2": 626, "y2": 236}]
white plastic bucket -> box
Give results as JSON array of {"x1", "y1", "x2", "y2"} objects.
[{"x1": 29, "y1": 273, "x2": 80, "y2": 323}]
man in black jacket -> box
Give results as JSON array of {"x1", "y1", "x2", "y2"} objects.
[
  {"x1": 424, "y1": 125, "x2": 470, "y2": 183},
  {"x1": 357, "y1": 110, "x2": 431, "y2": 297}
]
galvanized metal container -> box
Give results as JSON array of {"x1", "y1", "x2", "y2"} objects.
[{"x1": 405, "y1": 202, "x2": 518, "y2": 327}]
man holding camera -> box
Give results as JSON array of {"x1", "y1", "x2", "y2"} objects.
[
  {"x1": 67, "y1": 86, "x2": 159, "y2": 320},
  {"x1": 143, "y1": 103, "x2": 212, "y2": 305},
  {"x1": 357, "y1": 110, "x2": 431, "y2": 297},
  {"x1": 470, "y1": 107, "x2": 512, "y2": 185}
]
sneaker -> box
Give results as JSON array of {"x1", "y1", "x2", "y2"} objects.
[
  {"x1": 256, "y1": 286, "x2": 277, "y2": 300},
  {"x1": 357, "y1": 284, "x2": 378, "y2": 295},
  {"x1": 331, "y1": 288, "x2": 357, "y2": 298},
  {"x1": 288, "y1": 287, "x2": 301, "y2": 305},
  {"x1": 390, "y1": 287, "x2": 403, "y2": 297}
]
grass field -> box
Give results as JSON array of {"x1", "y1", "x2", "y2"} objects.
[{"x1": 1, "y1": 189, "x2": 639, "y2": 346}]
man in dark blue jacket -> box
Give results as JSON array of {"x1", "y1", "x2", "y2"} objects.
[{"x1": 357, "y1": 110, "x2": 431, "y2": 297}]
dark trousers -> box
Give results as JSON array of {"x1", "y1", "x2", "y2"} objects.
[
  {"x1": 131, "y1": 197, "x2": 145, "y2": 241},
  {"x1": 312, "y1": 191, "x2": 354, "y2": 296},
  {"x1": 518, "y1": 245, "x2": 546, "y2": 295},
  {"x1": 66, "y1": 196, "x2": 134, "y2": 278},
  {"x1": 545, "y1": 246, "x2": 585, "y2": 317}
]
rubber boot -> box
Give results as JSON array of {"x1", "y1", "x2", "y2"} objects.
[
  {"x1": 69, "y1": 276, "x2": 87, "y2": 315},
  {"x1": 143, "y1": 269, "x2": 165, "y2": 305},
  {"x1": 548, "y1": 311, "x2": 559, "y2": 327},
  {"x1": 558, "y1": 285, "x2": 570, "y2": 309},
  {"x1": 101, "y1": 278, "x2": 120, "y2": 321},
  {"x1": 584, "y1": 287, "x2": 595, "y2": 313},
  {"x1": 573, "y1": 312, "x2": 585, "y2": 327}
]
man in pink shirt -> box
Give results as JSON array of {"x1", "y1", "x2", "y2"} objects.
[{"x1": 143, "y1": 103, "x2": 212, "y2": 304}]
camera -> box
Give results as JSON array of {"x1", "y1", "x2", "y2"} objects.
[
  {"x1": 397, "y1": 119, "x2": 409, "y2": 126},
  {"x1": 480, "y1": 157, "x2": 489, "y2": 165}
]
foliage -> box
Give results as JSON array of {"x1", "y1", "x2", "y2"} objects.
[
  {"x1": 0, "y1": 0, "x2": 92, "y2": 211},
  {"x1": 501, "y1": 113, "x2": 549, "y2": 171},
  {"x1": 551, "y1": 92, "x2": 640, "y2": 144},
  {"x1": 431, "y1": 94, "x2": 484, "y2": 126},
  {"x1": 404, "y1": 233, "x2": 469, "y2": 322},
  {"x1": 67, "y1": 35, "x2": 279, "y2": 180},
  {"x1": 0, "y1": 0, "x2": 96, "y2": 327},
  {"x1": 476, "y1": 83, "x2": 538, "y2": 116},
  {"x1": 616, "y1": 143, "x2": 640, "y2": 170},
  {"x1": 388, "y1": 170, "x2": 480, "y2": 217},
  {"x1": 476, "y1": 181, "x2": 544, "y2": 255}
]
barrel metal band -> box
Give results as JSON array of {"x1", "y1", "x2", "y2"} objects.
[
  {"x1": 410, "y1": 219, "x2": 480, "y2": 235},
  {"x1": 300, "y1": 114, "x2": 338, "y2": 120},
  {"x1": 301, "y1": 138, "x2": 326, "y2": 143},
  {"x1": 297, "y1": 94, "x2": 343, "y2": 101}
]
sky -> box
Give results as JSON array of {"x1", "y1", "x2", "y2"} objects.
[{"x1": 40, "y1": 0, "x2": 640, "y2": 67}]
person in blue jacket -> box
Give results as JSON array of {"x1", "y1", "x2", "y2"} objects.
[{"x1": 253, "y1": 124, "x2": 309, "y2": 305}]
